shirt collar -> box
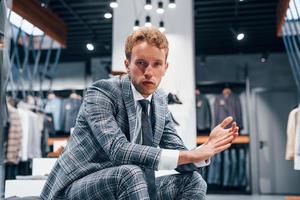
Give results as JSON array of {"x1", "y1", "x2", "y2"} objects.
[{"x1": 131, "y1": 83, "x2": 152, "y2": 103}]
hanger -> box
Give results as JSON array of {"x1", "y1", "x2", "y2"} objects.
[
  {"x1": 47, "y1": 92, "x2": 56, "y2": 100},
  {"x1": 70, "y1": 90, "x2": 82, "y2": 100}
]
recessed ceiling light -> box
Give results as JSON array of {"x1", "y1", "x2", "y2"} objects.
[
  {"x1": 237, "y1": 33, "x2": 245, "y2": 40},
  {"x1": 86, "y1": 43, "x2": 94, "y2": 51},
  {"x1": 104, "y1": 13, "x2": 112, "y2": 19},
  {"x1": 110, "y1": 1, "x2": 118, "y2": 8}
]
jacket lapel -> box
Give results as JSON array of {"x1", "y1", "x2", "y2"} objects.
[
  {"x1": 151, "y1": 91, "x2": 166, "y2": 147},
  {"x1": 121, "y1": 75, "x2": 136, "y2": 141}
]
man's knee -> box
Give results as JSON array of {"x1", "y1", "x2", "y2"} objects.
[
  {"x1": 191, "y1": 172, "x2": 207, "y2": 193},
  {"x1": 117, "y1": 165, "x2": 147, "y2": 185},
  {"x1": 118, "y1": 165, "x2": 144, "y2": 177},
  {"x1": 116, "y1": 165, "x2": 149, "y2": 197}
]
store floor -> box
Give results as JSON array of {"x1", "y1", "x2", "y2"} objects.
[{"x1": 207, "y1": 195, "x2": 285, "y2": 200}]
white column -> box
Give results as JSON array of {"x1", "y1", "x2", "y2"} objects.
[{"x1": 112, "y1": 0, "x2": 196, "y2": 148}]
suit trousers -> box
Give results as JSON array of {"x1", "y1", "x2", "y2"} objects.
[{"x1": 65, "y1": 165, "x2": 207, "y2": 200}]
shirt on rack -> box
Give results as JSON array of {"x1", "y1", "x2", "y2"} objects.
[
  {"x1": 214, "y1": 92, "x2": 243, "y2": 129},
  {"x1": 285, "y1": 107, "x2": 299, "y2": 160},
  {"x1": 18, "y1": 102, "x2": 43, "y2": 161},
  {"x1": 6, "y1": 104, "x2": 22, "y2": 164},
  {"x1": 45, "y1": 98, "x2": 63, "y2": 131},
  {"x1": 295, "y1": 107, "x2": 300, "y2": 170},
  {"x1": 61, "y1": 97, "x2": 82, "y2": 133}
]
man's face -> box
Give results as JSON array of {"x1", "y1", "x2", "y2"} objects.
[{"x1": 125, "y1": 41, "x2": 168, "y2": 98}]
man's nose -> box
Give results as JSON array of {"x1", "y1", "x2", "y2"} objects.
[{"x1": 144, "y1": 65, "x2": 153, "y2": 78}]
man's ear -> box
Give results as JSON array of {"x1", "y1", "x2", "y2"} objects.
[{"x1": 124, "y1": 59, "x2": 130, "y2": 72}]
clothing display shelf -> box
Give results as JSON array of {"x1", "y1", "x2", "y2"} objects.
[
  {"x1": 285, "y1": 197, "x2": 300, "y2": 200},
  {"x1": 197, "y1": 135, "x2": 250, "y2": 145},
  {"x1": 48, "y1": 136, "x2": 69, "y2": 146},
  {"x1": 196, "y1": 80, "x2": 251, "y2": 194}
]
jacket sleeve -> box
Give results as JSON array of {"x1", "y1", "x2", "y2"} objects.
[
  {"x1": 84, "y1": 86, "x2": 162, "y2": 170},
  {"x1": 159, "y1": 109, "x2": 202, "y2": 172}
]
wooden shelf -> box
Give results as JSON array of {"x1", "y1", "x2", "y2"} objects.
[
  {"x1": 197, "y1": 135, "x2": 250, "y2": 144},
  {"x1": 48, "y1": 137, "x2": 69, "y2": 146},
  {"x1": 285, "y1": 197, "x2": 300, "y2": 200}
]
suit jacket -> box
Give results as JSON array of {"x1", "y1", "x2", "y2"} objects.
[
  {"x1": 214, "y1": 93, "x2": 243, "y2": 129},
  {"x1": 41, "y1": 75, "x2": 197, "y2": 199},
  {"x1": 196, "y1": 94, "x2": 211, "y2": 131}
]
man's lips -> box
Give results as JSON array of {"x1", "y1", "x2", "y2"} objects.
[{"x1": 142, "y1": 80, "x2": 155, "y2": 85}]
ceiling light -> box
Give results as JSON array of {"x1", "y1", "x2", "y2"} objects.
[
  {"x1": 145, "y1": 16, "x2": 152, "y2": 27},
  {"x1": 110, "y1": 0, "x2": 118, "y2": 8},
  {"x1": 260, "y1": 52, "x2": 269, "y2": 63},
  {"x1": 86, "y1": 43, "x2": 94, "y2": 51},
  {"x1": 40, "y1": 0, "x2": 49, "y2": 7},
  {"x1": 104, "y1": 12, "x2": 112, "y2": 19},
  {"x1": 168, "y1": 0, "x2": 176, "y2": 8},
  {"x1": 159, "y1": 21, "x2": 165, "y2": 32},
  {"x1": 231, "y1": 27, "x2": 245, "y2": 41},
  {"x1": 156, "y1": 1, "x2": 164, "y2": 14},
  {"x1": 133, "y1": 20, "x2": 140, "y2": 31},
  {"x1": 144, "y1": 0, "x2": 152, "y2": 10},
  {"x1": 237, "y1": 33, "x2": 244, "y2": 40}
]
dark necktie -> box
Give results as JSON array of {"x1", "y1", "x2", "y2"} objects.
[{"x1": 139, "y1": 99, "x2": 156, "y2": 200}]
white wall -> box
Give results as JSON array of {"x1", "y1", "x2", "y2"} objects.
[{"x1": 112, "y1": 0, "x2": 197, "y2": 148}]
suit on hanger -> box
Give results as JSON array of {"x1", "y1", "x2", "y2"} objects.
[{"x1": 41, "y1": 75, "x2": 206, "y2": 199}]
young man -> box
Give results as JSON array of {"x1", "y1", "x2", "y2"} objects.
[{"x1": 41, "y1": 27, "x2": 238, "y2": 200}]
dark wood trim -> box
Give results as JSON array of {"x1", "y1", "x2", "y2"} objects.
[
  {"x1": 197, "y1": 135, "x2": 250, "y2": 145},
  {"x1": 12, "y1": 0, "x2": 67, "y2": 47},
  {"x1": 277, "y1": 0, "x2": 290, "y2": 37}
]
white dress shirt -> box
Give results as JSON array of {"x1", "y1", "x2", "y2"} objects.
[{"x1": 131, "y1": 84, "x2": 210, "y2": 170}]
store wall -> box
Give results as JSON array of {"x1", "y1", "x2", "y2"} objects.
[{"x1": 196, "y1": 52, "x2": 300, "y2": 194}]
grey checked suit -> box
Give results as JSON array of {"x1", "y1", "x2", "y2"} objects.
[{"x1": 41, "y1": 75, "x2": 207, "y2": 199}]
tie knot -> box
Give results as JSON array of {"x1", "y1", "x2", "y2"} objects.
[{"x1": 139, "y1": 99, "x2": 149, "y2": 112}]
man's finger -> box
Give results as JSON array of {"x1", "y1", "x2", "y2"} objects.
[
  {"x1": 231, "y1": 122, "x2": 236, "y2": 131},
  {"x1": 219, "y1": 116, "x2": 233, "y2": 128},
  {"x1": 215, "y1": 135, "x2": 234, "y2": 148},
  {"x1": 215, "y1": 143, "x2": 231, "y2": 154}
]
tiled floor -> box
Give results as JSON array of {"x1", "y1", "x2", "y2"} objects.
[{"x1": 207, "y1": 195, "x2": 285, "y2": 200}]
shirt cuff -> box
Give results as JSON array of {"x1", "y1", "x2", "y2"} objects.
[
  {"x1": 157, "y1": 149, "x2": 179, "y2": 170},
  {"x1": 194, "y1": 144, "x2": 210, "y2": 167}
]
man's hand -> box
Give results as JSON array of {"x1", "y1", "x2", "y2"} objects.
[{"x1": 178, "y1": 116, "x2": 239, "y2": 165}]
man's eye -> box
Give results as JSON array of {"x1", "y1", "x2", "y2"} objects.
[
  {"x1": 154, "y1": 62, "x2": 162, "y2": 67},
  {"x1": 136, "y1": 61, "x2": 146, "y2": 66}
]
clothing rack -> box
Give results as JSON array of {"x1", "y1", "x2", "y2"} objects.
[{"x1": 6, "y1": 89, "x2": 84, "y2": 99}]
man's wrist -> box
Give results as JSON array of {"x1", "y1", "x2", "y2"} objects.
[{"x1": 178, "y1": 150, "x2": 194, "y2": 165}]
